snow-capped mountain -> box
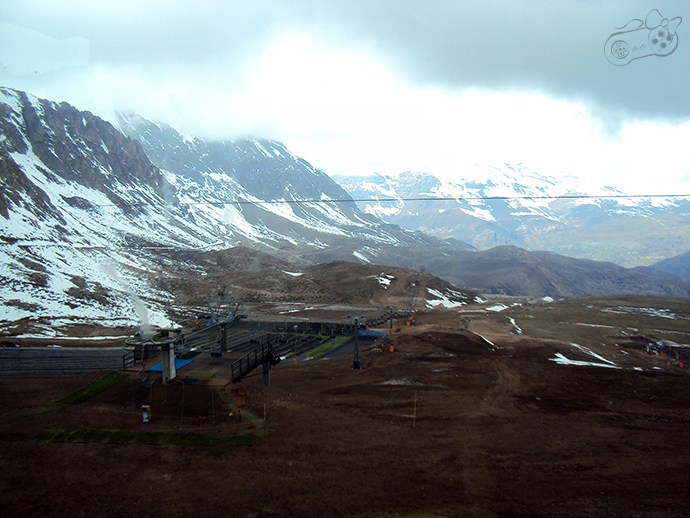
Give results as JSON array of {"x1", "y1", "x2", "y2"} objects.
[
  {"x1": 0, "y1": 88, "x2": 447, "y2": 327},
  {"x1": 333, "y1": 167, "x2": 690, "y2": 268},
  {"x1": 0, "y1": 88, "x2": 217, "y2": 328},
  {"x1": 114, "y1": 111, "x2": 375, "y2": 250},
  {"x1": 113, "y1": 110, "x2": 449, "y2": 265},
  {"x1": 2, "y1": 87, "x2": 689, "y2": 334}
]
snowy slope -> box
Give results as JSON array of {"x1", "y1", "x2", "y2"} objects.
[
  {"x1": 0, "y1": 88, "x2": 220, "y2": 327},
  {"x1": 333, "y1": 165, "x2": 690, "y2": 267},
  {"x1": 3, "y1": 87, "x2": 689, "y2": 335},
  {"x1": 114, "y1": 111, "x2": 423, "y2": 250},
  {"x1": 0, "y1": 88, "x2": 431, "y2": 330}
]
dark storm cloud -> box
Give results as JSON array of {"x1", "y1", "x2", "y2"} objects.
[
  {"x1": 297, "y1": 0, "x2": 689, "y2": 123},
  {"x1": 2, "y1": 1, "x2": 689, "y2": 190},
  {"x1": 1, "y1": 1, "x2": 687, "y2": 125}
]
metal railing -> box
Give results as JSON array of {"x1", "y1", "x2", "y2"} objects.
[{"x1": 230, "y1": 342, "x2": 280, "y2": 383}]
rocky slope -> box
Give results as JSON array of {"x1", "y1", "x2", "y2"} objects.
[
  {"x1": 113, "y1": 109, "x2": 446, "y2": 263},
  {"x1": 2, "y1": 87, "x2": 689, "y2": 334},
  {"x1": 0, "y1": 88, "x2": 470, "y2": 329}
]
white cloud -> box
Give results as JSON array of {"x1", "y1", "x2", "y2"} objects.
[
  {"x1": 188, "y1": 32, "x2": 687, "y2": 195},
  {"x1": 0, "y1": 21, "x2": 88, "y2": 75},
  {"x1": 2, "y1": 3, "x2": 690, "y2": 196}
]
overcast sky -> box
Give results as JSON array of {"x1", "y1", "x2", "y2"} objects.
[{"x1": 1, "y1": 1, "x2": 689, "y2": 194}]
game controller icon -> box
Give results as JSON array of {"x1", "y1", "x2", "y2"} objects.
[{"x1": 605, "y1": 9, "x2": 682, "y2": 66}]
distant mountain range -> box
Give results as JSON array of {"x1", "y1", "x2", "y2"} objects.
[
  {"x1": 1, "y1": 87, "x2": 689, "y2": 329},
  {"x1": 332, "y1": 169, "x2": 690, "y2": 268},
  {"x1": 420, "y1": 245, "x2": 690, "y2": 298},
  {"x1": 650, "y1": 251, "x2": 690, "y2": 281}
]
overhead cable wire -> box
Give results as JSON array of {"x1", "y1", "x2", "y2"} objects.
[{"x1": 58, "y1": 192, "x2": 690, "y2": 209}]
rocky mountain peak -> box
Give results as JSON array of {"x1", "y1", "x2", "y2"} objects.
[
  {"x1": 1, "y1": 88, "x2": 163, "y2": 198},
  {"x1": 2, "y1": 87, "x2": 689, "y2": 332},
  {"x1": 116, "y1": 111, "x2": 351, "y2": 204}
]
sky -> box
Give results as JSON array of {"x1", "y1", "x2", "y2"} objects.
[{"x1": 1, "y1": 0, "x2": 690, "y2": 195}]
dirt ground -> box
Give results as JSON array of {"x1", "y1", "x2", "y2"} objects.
[{"x1": 1, "y1": 325, "x2": 690, "y2": 518}]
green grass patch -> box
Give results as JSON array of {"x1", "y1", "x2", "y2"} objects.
[
  {"x1": 0, "y1": 428, "x2": 255, "y2": 447},
  {"x1": 301, "y1": 336, "x2": 351, "y2": 358},
  {"x1": 185, "y1": 371, "x2": 216, "y2": 379},
  {"x1": 0, "y1": 375, "x2": 269, "y2": 449},
  {"x1": 0, "y1": 371, "x2": 130, "y2": 424},
  {"x1": 55, "y1": 371, "x2": 130, "y2": 406}
]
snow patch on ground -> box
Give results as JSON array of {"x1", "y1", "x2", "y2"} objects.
[
  {"x1": 602, "y1": 306, "x2": 681, "y2": 320},
  {"x1": 570, "y1": 323, "x2": 617, "y2": 329},
  {"x1": 368, "y1": 273, "x2": 395, "y2": 289},
  {"x1": 425, "y1": 288, "x2": 467, "y2": 308},
  {"x1": 352, "y1": 251, "x2": 370, "y2": 263},
  {"x1": 472, "y1": 332, "x2": 497, "y2": 350},
  {"x1": 459, "y1": 204, "x2": 496, "y2": 222},
  {"x1": 550, "y1": 353, "x2": 620, "y2": 369},
  {"x1": 508, "y1": 317, "x2": 522, "y2": 334},
  {"x1": 485, "y1": 304, "x2": 509, "y2": 312},
  {"x1": 380, "y1": 378, "x2": 424, "y2": 386},
  {"x1": 550, "y1": 343, "x2": 619, "y2": 369}
]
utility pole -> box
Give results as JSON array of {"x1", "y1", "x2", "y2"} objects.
[
  {"x1": 353, "y1": 317, "x2": 360, "y2": 370},
  {"x1": 220, "y1": 322, "x2": 227, "y2": 353}
]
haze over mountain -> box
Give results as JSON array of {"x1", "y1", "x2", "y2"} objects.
[
  {"x1": 333, "y1": 170, "x2": 690, "y2": 268},
  {"x1": 112, "y1": 109, "x2": 458, "y2": 265},
  {"x1": 422, "y1": 245, "x2": 690, "y2": 299},
  {"x1": 651, "y1": 251, "x2": 690, "y2": 281},
  {"x1": 0, "y1": 87, "x2": 469, "y2": 327},
  {"x1": 2, "y1": 87, "x2": 689, "y2": 331}
]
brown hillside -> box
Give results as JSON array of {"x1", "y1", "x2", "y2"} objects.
[{"x1": 2, "y1": 297, "x2": 690, "y2": 517}]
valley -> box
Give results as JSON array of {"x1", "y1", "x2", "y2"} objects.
[
  {"x1": 3, "y1": 87, "x2": 690, "y2": 337},
  {"x1": 1, "y1": 295, "x2": 689, "y2": 518},
  {"x1": 2, "y1": 88, "x2": 689, "y2": 516},
  {"x1": 3, "y1": 2, "x2": 690, "y2": 515}
]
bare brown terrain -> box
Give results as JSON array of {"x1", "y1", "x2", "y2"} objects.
[
  {"x1": 1, "y1": 297, "x2": 690, "y2": 518},
  {"x1": 0, "y1": 257, "x2": 475, "y2": 340}
]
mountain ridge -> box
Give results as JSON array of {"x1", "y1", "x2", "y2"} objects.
[
  {"x1": 425, "y1": 245, "x2": 690, "y2": 298},
  {"x1": 2, "y1": 87, "x2": 690, "y2": 333},
  {"x1": 332, "y1": 169, "x2": 690, "y2": 267},
  {"x1": 0, "y1": 88, "x2": 474, "y2": 328},
  {"x1": 651, "y1": 251, "x2": 690, "y2": 281}
]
